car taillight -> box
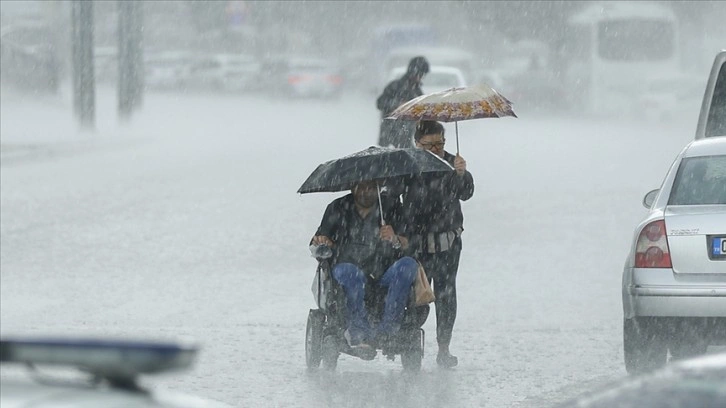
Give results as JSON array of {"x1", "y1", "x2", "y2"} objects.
[
  {"x1": 327, "y1": 75, "x2": 343, "y2": 85},
  {"x1": 634, "y1": 219, "x2": 672, "y2": 268},
  {"x1": 288, "y1": 75, "x2": 306, "y2": 84}
]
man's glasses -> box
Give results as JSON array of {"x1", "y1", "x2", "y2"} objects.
[{"x1": 419, "y1": 140, "x2": 445, "y2": 150}]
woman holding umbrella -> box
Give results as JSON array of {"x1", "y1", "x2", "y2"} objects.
[
  {"x1": 401, "y1": 120, "x2": 474, "y2": 368},
  {"x1": 386, "y1": 81, "x2": 515, "y2": 368}
]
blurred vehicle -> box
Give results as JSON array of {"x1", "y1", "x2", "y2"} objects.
[
  {"x1": 145, "y1": 51, "x2": 196, "y2": 90},
  {"x1": 187, "y1": 53, "x2": 261, "y2": 92},
  {"x1": 561, "y1": 2, "x2": 681, "y2": 115},
  {"x1": 639, "y1": 74, "x2": 704, "y2": 122},
  {"x1": 387, "y1": 65, "x2": 466, "y2": 95},
  {"x1": 553, "y1": 352, "x2": 726, "y2": 408},
  {"x1": 622, "y1": 136, "x2": 726, "y2": 374},
  {"x1": 0, "y1": 22, "x2": 59, "y2": 92},
  {"x1": 0, "y1": 336, "x2": 230, "y2": 408},
  {"x1": 263, "y1": 56, "x2": 343, "y2": 99},
  {"x1": 696, "y1": 50, "x2": 726, "y2": 140}
]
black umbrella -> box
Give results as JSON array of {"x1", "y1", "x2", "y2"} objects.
[
  {"x1": 297, "y1": 146, "x2": 454, "y2": 194},
  {"x1": 298, "y1": 146, "x2": 454, "y2": 226}
]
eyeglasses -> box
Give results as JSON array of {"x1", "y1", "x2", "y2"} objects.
[{"x1": 419, "y1": 140, "x2": 445, "y2": 150}]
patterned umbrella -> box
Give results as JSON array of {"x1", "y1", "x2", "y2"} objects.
[{"x1": 386, "y1": 84, "x2": 517, "y2": 153}]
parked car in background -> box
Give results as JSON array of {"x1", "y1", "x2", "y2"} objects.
[
  {"x1": 622, "y1": 136, "x2": 726, "y2": 374},
  {"x1": 639, "y1": 73, "x2": 704, "y2": 122},
  {"x1": 0, "y1": 336, "x2": 230, "y2": 407},
  {"x1": 553, "y1": 352, "x2": 726, "y2": 408},
  {"x1": 0, "y1": 22, "x2": 59, "y2": 92},
  {"x1": 187, "y1": 53, "x2": 261, "y2": 92},
  {"x1": 696, "y1": 50, "x2": 726, "y2": 140},
  {"x1": 387, "y1": 65, "x2": 467, "y2": 95},
  {"x1": 145, "y1": 51, "x2": 196, "y2": 90},
  {"x1": 262, "y1": 56, "x2": 343, "y2": 99}
]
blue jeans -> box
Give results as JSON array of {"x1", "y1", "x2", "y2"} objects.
[{"x1": 332, "y1": 256, "x2": 418, "y2": 345}]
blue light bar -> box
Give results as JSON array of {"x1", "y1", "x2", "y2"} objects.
[{"x1": 0, "y1": 337, "x2": 198, "y2": 379}]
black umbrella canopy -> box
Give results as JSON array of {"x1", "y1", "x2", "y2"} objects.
[{"x1": 297, "y1": 146, "x2": 454, "y2": 194}]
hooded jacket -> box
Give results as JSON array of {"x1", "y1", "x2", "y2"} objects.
[
  {"x1": 376, "y1": 57, "x2": 429, "y2": 118},
  {"x1": 376, "y1": 73, "x2": 424, "y2": 118}
]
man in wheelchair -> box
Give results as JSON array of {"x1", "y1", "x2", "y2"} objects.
[{"x1": 310, "y1": 180, "x2": 420, "y2": 358}]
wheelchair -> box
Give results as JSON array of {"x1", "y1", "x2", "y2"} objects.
[{"x1": 305, "y1": 255, "x2": 430, "y2": 371}]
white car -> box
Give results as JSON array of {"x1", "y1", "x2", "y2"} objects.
[
  {"x1": 387, "y1": 65, "x2": 467, "y2": 95},
  {"x1": 188, "y1": 53, "x2": 261, "y2": 92},
  {"x1": 621, "y1": 136, "x2": 726, "y2": 374},
  {"x1": 283, "y1": 57, "x2": 343, "y2": 99},
  {"x1": 0, "y1": 336, "x2": 230, "y2": 408},
  {"x1": 145, "y1": 51, "x2": 196, "y2": 90},
  {"x1": 696, "y1": 50, "x2": 726, "y2": 140}
]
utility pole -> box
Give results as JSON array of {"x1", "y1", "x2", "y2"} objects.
[
  {"x1": 118, "y1": 0, "x2": 143, "y2": 120},
  {"x1": 71, "y1": 0, "x2": 95, "y2": 129}
]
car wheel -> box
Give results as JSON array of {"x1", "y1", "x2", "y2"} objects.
[
  {"x1": 624, "y1": 317, "x2": 667, "y2": 374},
  {"x1": 321, "y1": 335, "x2": 339, "y2": 371},
  {"x1": 401, "y1": 330, "x2": 423, "y2": 371},
  {"x1": 305, "y1": 309, "x2": 325, "y2": 369}
]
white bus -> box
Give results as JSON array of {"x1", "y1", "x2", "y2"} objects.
[{"x1": 561, "y1": 2, "x2": 681, "y2": 115}]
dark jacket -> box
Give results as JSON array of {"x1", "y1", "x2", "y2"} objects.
[
  {"x1": 401, "y1": 151, "x2": 475, "y2": 251},
  {"x1": 376, "y1": 74, "x2": 423, "y2": 118},
  {"x1": 315, "y1": 193, "x2": 408, "y2": 280}
]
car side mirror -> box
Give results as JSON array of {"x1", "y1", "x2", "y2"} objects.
[{"x1": 643, "y1": 189, "x2": 659, "y2": 209}]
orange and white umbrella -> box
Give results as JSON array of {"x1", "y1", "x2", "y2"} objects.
[{"x1": 386, "y1": 84, "x2": 517, "y2": 153}]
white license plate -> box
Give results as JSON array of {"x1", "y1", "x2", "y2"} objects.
[{"x1": 714, "y1": 236, "x2": 726, "y2": 256}]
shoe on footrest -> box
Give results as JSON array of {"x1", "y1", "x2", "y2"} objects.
[{"x1": 344, "y1": 329, "x2": 376, "y2": 360}]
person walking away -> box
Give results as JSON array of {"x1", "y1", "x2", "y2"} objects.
[
  {"x1": 376, "y1": 56, "x2": 429, "y2": 148},
  {"x1": 401, "y1": 120, "x2": 474, "y2": 368}
]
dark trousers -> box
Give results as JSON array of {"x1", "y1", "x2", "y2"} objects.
[
  {"x1": 418, "y1": 239, "x2": 462, "y2": 347},
  {"x1": 378, "y1": 119, "x2": 415, "y2": 148},
  {"x1": 332, "y1": 257, "x2": 419, "y2": 344}
]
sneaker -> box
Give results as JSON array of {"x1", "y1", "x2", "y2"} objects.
[
  {"x1": 437, "y1": 351, "x2": 458, "y2": 368},
  {"x1": 344, "y1": 329, "x2": 376, "y2": 360},
  {"x1": 344, "y1": 329, "x2": 373, "y2": 348}
]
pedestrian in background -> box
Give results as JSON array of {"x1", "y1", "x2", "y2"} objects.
[{"x1": 376, "y1": 56, "x2": 429, "y2": 148}]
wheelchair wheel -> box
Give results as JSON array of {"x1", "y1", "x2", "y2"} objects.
[
  {"x1": 305, "y1": 309, "x2": 325, "y2": 369},
  {"x1": 401, "y1": 329, "x2": 423, "y2": 371},
  {"x1": 322, "y1": 335, "x2": 339, "y2": 370}
]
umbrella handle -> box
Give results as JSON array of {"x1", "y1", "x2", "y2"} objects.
[
  {"x1": 377, "y1": 181, "x2": 385, "y2": 226},
  {"x1": 455, "y1": 121, "x2": 460, "y2": 155}
]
